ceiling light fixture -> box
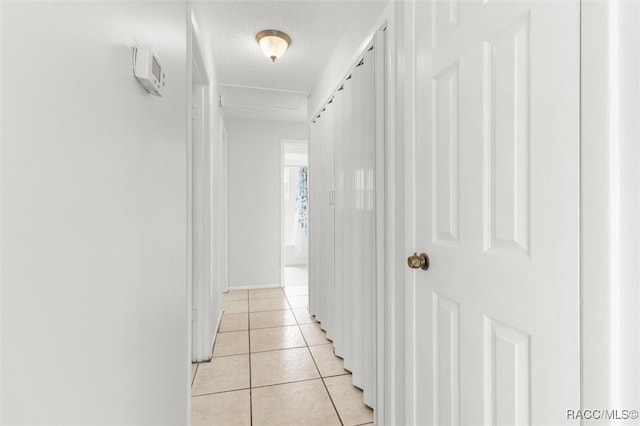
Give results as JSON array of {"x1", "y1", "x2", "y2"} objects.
[{"x1": 256, "y1": 30, "x2": 291, "y2": 62}]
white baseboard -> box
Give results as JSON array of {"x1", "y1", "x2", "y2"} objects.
[
  {"x1": 284, "y1": 261, "x2": 309, "y2": 266},
  {"x1": 208, "y1": 309, "x2": 224, "y2": 359},
  {"x1": 226, "y1": 283, "x2": 282, "y2": 291}
]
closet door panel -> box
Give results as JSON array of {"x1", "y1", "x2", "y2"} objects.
[
  {"x1": 333, "y1": 89, "x2": 346, "y2": 357},
  {"x1": 360, "y1": 48, "x2": 376, "y2": 408},
  {"x1": 350, "y1": 63, "x2": 365, "y2": 389},
  {"x1": 316, "y1": 109, "x2": 328, "y2": 324},
  {"x1": 341, "y1": 77, "x2": 355, "y2": 373},
  {"x1": 322, "y1": 100, "x2": 335, "y2": 339}
]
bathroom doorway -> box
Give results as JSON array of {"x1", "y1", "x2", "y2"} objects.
[{"x1": 281, "y1": 140, "x2": 309, "y2": 292}]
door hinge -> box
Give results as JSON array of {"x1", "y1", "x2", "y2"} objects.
[{"x1": 192, "y1": 309, "x2": 198, "y2": 322}]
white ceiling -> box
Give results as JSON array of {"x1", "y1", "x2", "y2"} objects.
[{"x1": 200, "y1": 0, "x2": 386, "y2": 121}]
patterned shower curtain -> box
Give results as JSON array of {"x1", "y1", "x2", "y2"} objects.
[{"x1": 295, "y1": 166, "x2": 308, "y2": 236}]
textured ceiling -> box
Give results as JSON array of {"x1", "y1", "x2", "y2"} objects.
[{"x1": 200, "y1": 0, "x2": 385, "y2": 93}]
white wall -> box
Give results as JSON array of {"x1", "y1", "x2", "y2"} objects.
[
  {"x1": 1, "y1": 2, "x2": 189, "y2": 424},
  {"x1": 227, "y1": 118, "x2": 308, "y2": 288},
  {"x1": 307, "y1": 1, "x2": 388, "y2": 120}
]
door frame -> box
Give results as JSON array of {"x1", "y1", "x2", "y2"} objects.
[
  {"x1": 581, "y1": 0, "x2": 640, "y2": 413},
  {"x1": 280, "y1": 139, "x2": 309, "y2": 288},
  {"x1": 221, "y1": 120, "x2": 229, "y2": 293},
  {"x1": 188, "y1": 13, "x2": 213, "y2": 365}
]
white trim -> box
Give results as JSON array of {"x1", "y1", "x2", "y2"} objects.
[
  {"x1": 280, "y1": 139, "x2": 308, "y2": 289},
  {"x1": 186, "y1": 5, "x2": 194, "y2": 424},
  {"x1": 383, "y1": 3, "x2": 400, "y2": 425},
  {"x1": 221, "y1": 83, "x2": 308, "y2": 96},
  {"x1": 373, "y1": 27, "x2": 387, "y2": 426},
  {"x1": 581, "y1": 0, "x2": 614, "y2": 410},
  {"x1": 210, "y1": 309, "x2": 224, "y2": 354},
  {"x1": 280, "y1": 140, "x2": 285, "y2": 289},
  {"x1": 191, "y1": 28, "x2": 209, "y2": 86},
  {"x1": 190, "y1": 16, "x2": 214, "y2": 364},
  {"x1": 0, "y1": 0, "x2": 4, "y2": 419},
  {"x1": 403, "y1": 0, "x2": 417, "y2": 424},
  {"x1": 581, "y1": 0, "x2": 640, "y2": 411},
  {"x1": 221, "y1": 120, "x2": 229, "y2": 294},
  {"x1": 225, "y1": 284, "x2": 282, "y2": 291}
]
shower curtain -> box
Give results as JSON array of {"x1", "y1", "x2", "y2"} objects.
[{"x1": 285, "y1": 166, "x2": 309, "y2": 262}]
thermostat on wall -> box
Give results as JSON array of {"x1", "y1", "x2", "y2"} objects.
[{"x1": 133, "y1": 46, "x2": 165, "y2": 96}]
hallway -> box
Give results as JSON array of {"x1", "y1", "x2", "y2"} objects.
[
  {"x1": 191, "y1": 281, "x2": 373, "y2": 426},
  {"x1": 4, "y1": 1, "x2": 639, "y2": 424}
]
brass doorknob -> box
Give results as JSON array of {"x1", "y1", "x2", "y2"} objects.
[{"x1": 407, "y1": 253, "x2": 430, "y2": 270}]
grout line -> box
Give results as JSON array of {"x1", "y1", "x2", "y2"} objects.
[
  {"x1": 211, "y1": 343, "x2": 317, "y2": 359},
  {"x1": 216, "y1": 328, "x2": 251, "y2": 334},
  {"x1": 248, "y1": 296, "x2": 292, "y2": 301},
  {"x1": 292, "y1": 303, "x2": 345, "y2": 426},
  {"x1": 250, "y1": 376, "x2": 324, "y2": 391},
  {"x1": 219, "y1": 314, "x2": 297, "y2": 333},
  {"x1": 322, "y1": 371, "x2": 351, "y2": 379},
  {"x1": 249, "y1": 323, "x2": 299, "y2": 330},
  {"x1": 247, "y1": 297, "x2": 253, "y2": 426},
  {"x1": 250, "y1": 344, "x2": 308, "y2": 355},
  {"x1": 192, "y1": 386, "x2": 251, "y2": 398},
  {"x1": 248, "y1": 307, "x2": 296, "y2": 314},
  {"x1": 211, "y1": 351, "x2": 250, "y2": 359},
  {"x1": 191, "y1": 363, "x2": 198, "y2": 387}
]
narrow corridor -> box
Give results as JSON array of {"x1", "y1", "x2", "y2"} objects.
[{"x1": 191, "y1": 279, "x2": 374, "y2": 425}]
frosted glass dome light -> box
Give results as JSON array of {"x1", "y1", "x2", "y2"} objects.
[{"x1": 256, "y1": 30, "x2": 291, "y2": 62}]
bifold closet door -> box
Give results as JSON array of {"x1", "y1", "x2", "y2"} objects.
[{"x1": 309, "y1": 35, "x2": 381, "y2": 411}]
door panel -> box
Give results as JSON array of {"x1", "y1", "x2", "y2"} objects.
[
  {"x1": 410, "y1": 0, "x2": 580, "y2": 424},
  {"x1": 432, "y1": 63, "x2": 460, "y2": 247},
  {"x1": 483, "y1": 14, "x2": 530, "y2": 256},
  {"x1": 433, "y1": 292, "x2": 460, "y2": 425}
]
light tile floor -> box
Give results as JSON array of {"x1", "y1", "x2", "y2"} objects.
[{"x1": 191, "y1": 284, "x2": 374, "y2": 426}]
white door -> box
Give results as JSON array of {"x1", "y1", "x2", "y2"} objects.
[{"x1": 407, "y1": 0, "x2": 580, "y2": 424}]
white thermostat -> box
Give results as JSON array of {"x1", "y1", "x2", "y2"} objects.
[{"x1": 133, "y1": 46, "x2": 165, "y2": 96}]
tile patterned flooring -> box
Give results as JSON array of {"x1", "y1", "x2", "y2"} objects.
[{"x1": 191, "y1": 283, "x2": 374, "y2": 426}]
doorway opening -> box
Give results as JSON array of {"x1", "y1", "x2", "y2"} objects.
[
  {"x1": 280, "y1": 140, "x2": 309, "y2": 293},
  {"x1": 190, "y1": 21, "x2": 216, "y2": 364}
]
